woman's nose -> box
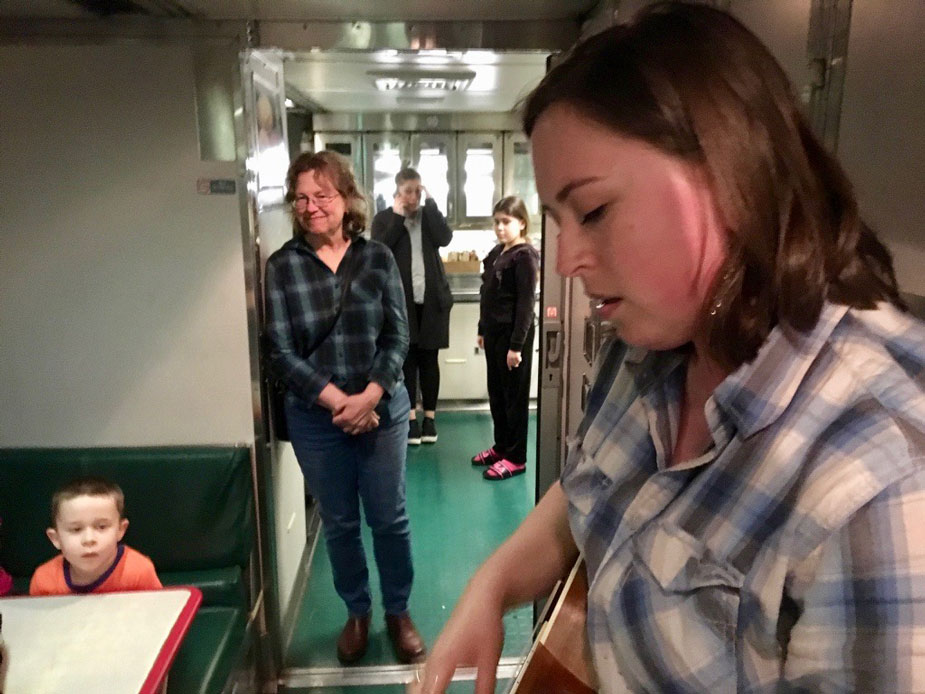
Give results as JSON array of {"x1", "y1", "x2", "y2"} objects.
[{"x1": 555, "y1": 225, "x2": 586, "y2": 278}]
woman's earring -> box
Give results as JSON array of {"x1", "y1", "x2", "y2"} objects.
[{"x1": 709, "y1": 269, "x2": 733, "y2": 317}]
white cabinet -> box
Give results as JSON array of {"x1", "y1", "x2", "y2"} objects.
[
  {"x1": 439, "y1": 300, "x2": 540, "y2": 402},
  {"x1": 440, "y1": 302, "x2": 487, "y2": 400}
]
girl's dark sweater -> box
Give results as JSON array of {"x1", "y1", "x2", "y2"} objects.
[{"x1": 477, "y1": 242, "x2": 539, "y2": 351}]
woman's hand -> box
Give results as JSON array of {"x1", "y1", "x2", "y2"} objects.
[
  {"x1": 506, "y1": 350, "x2": 522, "y2": 370},
  {"x1": 476, "y1": 335, "x2": 484, "y2": 350},
  {"x1": 332, "y1": 382, "x2": 385, "y2": 435},
  {"x1": 417, "y1": 573, "x2": 506, "y2": 694}
]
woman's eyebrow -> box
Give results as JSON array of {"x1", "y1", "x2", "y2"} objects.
[{"x1": 555, "y1": 176, "x2": 603, "y2": 203}]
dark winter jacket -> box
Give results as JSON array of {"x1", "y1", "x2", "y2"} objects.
[{"x1": 371, "y1": 198, "x2": 454, "y2": 349}]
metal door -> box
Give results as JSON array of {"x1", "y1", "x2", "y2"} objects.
[
  {"x1": 410, "y1": 132, "x2": 455, "y2": 218},
  {"x1": 364, "y1": 132, "x2": 411, "y2": 215},
  {"x1": 456, "y1": 132, "x2": 503, "y2": 229},
  {"x1": 502, "y1": 131, "x2": 541, "y2": 222}
]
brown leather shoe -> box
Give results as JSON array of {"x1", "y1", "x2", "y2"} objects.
[
  {"x1": 336, "y1": 614, "x2": 371, "y2": 664},
  {"x1": 385, "y1": 613, "x2": 426, "y2": 664}
]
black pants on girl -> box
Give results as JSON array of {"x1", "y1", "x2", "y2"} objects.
[
  {"x1": 484, "y1": 323, "x2": 535, "y2": 465},
  {"x1": 404, "y1": 304, "x2": 440, "y2": 411}
]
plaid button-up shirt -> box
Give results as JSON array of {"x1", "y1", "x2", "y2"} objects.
[
  {"x1": 264, "y1": 234, "x2": 408, "y2": 404},
  {"x1": 563, "y1": 302, "x2": 925, "y2": 692}
]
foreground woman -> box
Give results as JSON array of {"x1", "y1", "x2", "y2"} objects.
[
  {"x1": 265, "y1": 151, "x2": 425, "y2": 665},
  {"x1": 420, "y1": 3, "x2": 925, "y2": 692}
]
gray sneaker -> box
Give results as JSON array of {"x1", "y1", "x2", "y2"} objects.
[{"x1": 408, "y1": 419, "x2": 422, "y2": 445}]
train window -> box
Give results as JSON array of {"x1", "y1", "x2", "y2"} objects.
[
  {"x1": 412, "y1": 133, "x2": 454, "y2": 217},
  {"x1": 511, "y1": 140, "x2": 540, "y2": 218},
  {"x1": 463, "y1": 144, "x2": 495, "y2": 217},
  {"x1": 372, "y1": 141, "x2": 404, "y2": 212},
  {"x1": 457, "y1": 132, "x2": 502, "y2": 227},
  {"x1": 328, "y1": 142, "x2": 352, "y2": 156},
  {"x1": 418, "y1": 148, "x2": 449, "y2": 213}
]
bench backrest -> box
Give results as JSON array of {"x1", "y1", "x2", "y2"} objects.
[{"x1": 0, "y1": 446, "x2": 254, "y2": 586}]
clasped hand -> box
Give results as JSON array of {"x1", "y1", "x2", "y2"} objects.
[{"x1": 332, "y1": 391, "x2": 380, "y2": 435}]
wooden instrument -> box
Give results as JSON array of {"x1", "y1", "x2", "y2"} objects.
[{"x1": 509, "y1": 558, "x2": 596, "y2": 694}]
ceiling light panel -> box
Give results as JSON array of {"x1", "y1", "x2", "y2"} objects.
[{"x1": 367, "y1": 68, "x2": 477, "y2": 92}]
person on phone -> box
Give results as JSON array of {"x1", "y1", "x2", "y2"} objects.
[
  {"x1": 418, "y1": 4, "x2": 925, "y2": 692},
  {"x1": 372, "y1": 166, "x2": 454, "y2": 446},
  {"x1": 265, "y1": 151, "x2": 425, "y2": 665}
]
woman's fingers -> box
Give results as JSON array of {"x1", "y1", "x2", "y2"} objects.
[
  {"x1": 418, "y1": 657, "x2": 456, "y2": 694},
  {"x1": 473, "y1": 660, "x2": 498, "y2": 694}
]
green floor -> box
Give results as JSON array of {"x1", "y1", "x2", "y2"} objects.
[{"x1": 283, "y1": 410, "x2": 537, "y2": 692}]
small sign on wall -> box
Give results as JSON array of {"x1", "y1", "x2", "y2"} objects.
[{"x1": 196, "y1": 178, "x2": 236, "y2": 195}]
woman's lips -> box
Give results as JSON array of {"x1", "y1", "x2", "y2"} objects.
[{"x1": 592, "y1": 296, "x2": 621, "y2": 310}]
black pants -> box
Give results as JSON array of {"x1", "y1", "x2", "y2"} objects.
[
  {"x1": 404, "y1": 304, "x2": 440, "y2": 412},
  {"x1": 484, "y1": 323, "x2": 535, "y2": 465}
]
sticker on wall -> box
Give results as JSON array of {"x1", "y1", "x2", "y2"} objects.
[{"x1": 197, "y1": 178, "x2": 237, "y2": 195}]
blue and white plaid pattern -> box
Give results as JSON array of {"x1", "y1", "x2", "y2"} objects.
[
  {"x1": 264, "y1": 235, "x2": 408, "y2": 404},
  {"x1": 563, "y1": 302, "x2": 925, "y2": 692}
]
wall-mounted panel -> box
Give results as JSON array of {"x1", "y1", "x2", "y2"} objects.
[{"x1": 0, "y1": 44, "x2": 253, "y2": 446}]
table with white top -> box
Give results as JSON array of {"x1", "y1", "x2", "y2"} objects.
[{"x1": 0, "y1": 586, "x2": 201, "y2": 694}]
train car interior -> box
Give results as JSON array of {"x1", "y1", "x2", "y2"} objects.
[{"x1": 1, "y1": 1, "x2": 923, "y2": 693}]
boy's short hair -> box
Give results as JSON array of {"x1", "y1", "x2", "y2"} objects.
[{"x1": 50, "y1": 476, "x2": 125, "y2": 526}]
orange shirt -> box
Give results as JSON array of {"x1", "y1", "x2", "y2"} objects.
[{"x1": 29, "y1": 544, "x2": 162, "y2": 596}]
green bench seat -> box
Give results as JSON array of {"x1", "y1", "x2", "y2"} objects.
[
  {"x1": 0, "y1": 446, "x2": 256, "y2": 694},
  {"x1": 167, "y1": 606, "x2": 249, "y2": 694}
]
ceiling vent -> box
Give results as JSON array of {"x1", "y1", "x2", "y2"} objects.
[{"x1": 367, "y1": 68, "x2": 477, "y2": 92}]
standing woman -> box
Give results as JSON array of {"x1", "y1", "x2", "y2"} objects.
[
  {"x1": 372, "y1": 167, "x2": 454, "y2": 446},
  {"x1": 264, "y1": 151, "x2": 426, "y2": 665},
  {"x1": 473, "y1": 197, "x2": 539, "y2": 480}
]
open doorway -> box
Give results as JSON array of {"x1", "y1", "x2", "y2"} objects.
[{"x1": 252, "y1": 47, "x2": 553, "y2": 688}]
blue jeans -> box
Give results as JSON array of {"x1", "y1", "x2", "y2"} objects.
[{"x1": 286, "y1": 388, "x2": 413, "y2": 616}]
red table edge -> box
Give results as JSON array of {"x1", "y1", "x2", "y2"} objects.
[{"x1": 139, "y1": 586, "x2": 203, "y2": 694}]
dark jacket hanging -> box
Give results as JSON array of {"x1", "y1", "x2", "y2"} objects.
[{"x1": 371, "y1": 198, "x2": 454, "y2": 350}]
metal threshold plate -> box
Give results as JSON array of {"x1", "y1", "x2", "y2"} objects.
[{"x1": 280, "y1": 656, "x2": 523, "y2": 687}]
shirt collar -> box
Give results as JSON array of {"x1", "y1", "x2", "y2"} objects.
[
  {"x1": 712, "y1": 301, "x2": 849, "y2": 438},
  {"x1": 286, "y1": 232, "x2": 365, "y2": 258},
  {"x1": 623, "y1": 344, "x2": 687, "y2": 396},
  {"x1": 619, "y1": 301, "x2": 849, "y2": 439},
  {"x1": 403, "y1": 207, "x2": 423, "y2": 226}
]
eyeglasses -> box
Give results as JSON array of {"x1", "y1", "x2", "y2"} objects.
[{"x1": 292, "y1": 192, "x2": 339, "y2": 210}]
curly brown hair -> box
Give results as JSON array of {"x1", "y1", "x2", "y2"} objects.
[
  {"x1": 523, "y1": 1, "x2": 903, "y2": 368},
  {"x1": 285, "y1": 150, "x2": 368, "y2": 239}
]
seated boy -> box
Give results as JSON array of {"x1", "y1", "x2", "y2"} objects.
[{"x1": 29, "y1": 476, "x2": 161, "y2": 595}]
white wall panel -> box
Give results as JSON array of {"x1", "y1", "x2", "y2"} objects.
[
  {"x1": 0, "y1": 44, "x2": 254, "y2": 445},
  {"x1": 838, "y1": 0, "x2": 925, "y2": 294}
]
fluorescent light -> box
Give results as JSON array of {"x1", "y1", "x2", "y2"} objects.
[
  {"x1": 367, "y1": 68, "x2": 476, "y2": 92},
  {"x1": 395, "y1": 95, "x2": 447, "y2": 104}
]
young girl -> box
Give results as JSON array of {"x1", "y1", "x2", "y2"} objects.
[{"x1": 473, "y1": 196, "x2": 539, "y2": 480}]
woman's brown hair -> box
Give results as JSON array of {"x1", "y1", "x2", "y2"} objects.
[
  {"x1": 523, "y1": 1, "x2": 903, "y2": 367},
  {"x1": 285, "y1": 150, "x2": 368, "y2": 239},
  {"x1": 493, "y1": 195, "x2": 531, "y2": 239}
]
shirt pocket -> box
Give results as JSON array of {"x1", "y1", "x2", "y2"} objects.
[
  {"x1": 617, "y1": 521, "x2": 743, "y2": 691},
  {"x1": 562, "y1": 435, "x2": 602, "y2": 517}
]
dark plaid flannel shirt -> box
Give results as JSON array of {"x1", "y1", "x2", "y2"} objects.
[{"x1": 264, "y1": 234, "x2": 409, "y2": 404}]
